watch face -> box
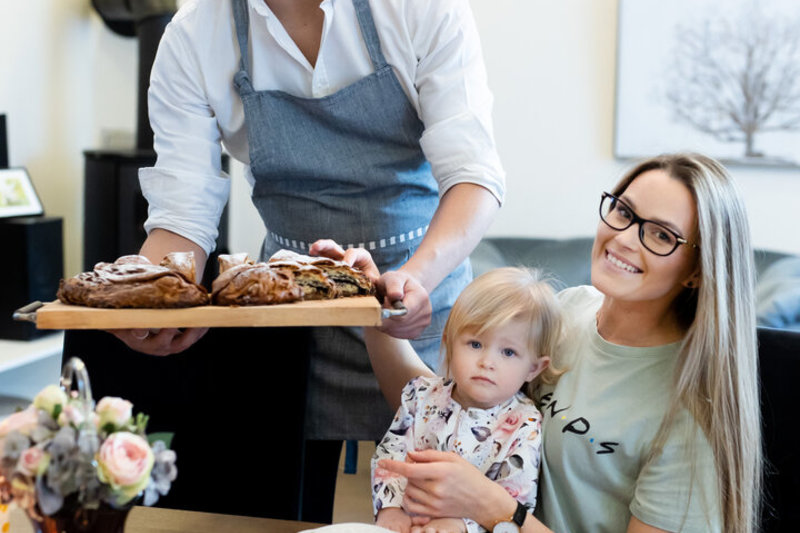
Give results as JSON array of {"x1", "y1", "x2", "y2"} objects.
[{"x1": 493, "y1": 523, "x2": 520, "y2": 533}]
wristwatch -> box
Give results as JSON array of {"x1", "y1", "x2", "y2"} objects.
[{"x1": 491, "y1": 501, "x2": 527, "y2": 533}]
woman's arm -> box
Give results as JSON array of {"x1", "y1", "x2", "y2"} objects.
[
  {"x1": 379, "y1": 450, "x2": 553, "y2": 533},
  {"x1": 380, "y1": 183, "x2": 499, "y2": 339},
  {"x1": 627, "y1": 517, "x2": 669, "y2": 533}
]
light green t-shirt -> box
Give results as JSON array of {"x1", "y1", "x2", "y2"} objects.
[{"x1": 535, "y1": 286, "x2": 721, "y2": 532}]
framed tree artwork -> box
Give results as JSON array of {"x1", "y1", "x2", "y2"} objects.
[{"x1": 614, "y1": 0, "x2": 800, "y2": 167}]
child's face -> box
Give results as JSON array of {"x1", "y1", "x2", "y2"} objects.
[{"x1": 449, "y1": 318, "x2": 548, "y2": 410}]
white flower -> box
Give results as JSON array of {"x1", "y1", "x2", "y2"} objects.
[
  {"x1": 33, "y1": 386, "x2": 68, "y2": 418},
  {"x1": 96, "y1": 397, "x2": 133, "y2": 429}
]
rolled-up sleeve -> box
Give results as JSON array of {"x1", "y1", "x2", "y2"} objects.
[
  {"x1": 412, "y1": 0, "x2": 505, "y2": 204},
  {"x1": 140, "y1": 10, "x2": 231, "y2": 255},
  {"x1": 140, "y1": 167, "x2": 230, "y2": 255}
]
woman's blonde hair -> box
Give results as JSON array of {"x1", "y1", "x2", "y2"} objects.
[
  {"x1": 613, "y1": 153, "x2": 761, "y2": 533},
  {"x1": 440, "y1": 267, "x2": 563, "y2": 399}
]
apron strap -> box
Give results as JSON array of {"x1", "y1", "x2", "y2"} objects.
[
  {"x1": 232, "y1": 0, "x2": 251, "y2": 76},
  {"x1": 352, "y1": 0, "x2": 388, "y2": 71},
  {"x1": 233, "y1": 0, "x2": 387, "y2": 78}
]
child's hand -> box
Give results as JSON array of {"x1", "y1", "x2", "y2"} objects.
[
  {"x1": 376, "y1": 507, "x2": 413, "y2": 533},
  {"x1": 410, "y1": 517, "x2": 466, "y2": 533}
]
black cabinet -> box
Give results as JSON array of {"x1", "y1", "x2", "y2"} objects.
[{"x1": 0, "y1": 216, "x2": 63, "y2": 340}]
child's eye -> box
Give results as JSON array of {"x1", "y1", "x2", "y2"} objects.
[
  {"x1": 469, "y1": 340, "x2": 482, "y2": 349},
  {"x1": 502, "y1": 348, "x2": 516, "y2": 358}
]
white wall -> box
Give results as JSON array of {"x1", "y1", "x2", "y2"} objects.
[
  {"x1": 2, "y1": 0, "x2": 799, "y2": 280},
  {"x1": 1, "y1": 0, "x2": 137, "y2": 276},
  {"x1": 471, "y1": 1, "x2": 800, "y2": 254}
]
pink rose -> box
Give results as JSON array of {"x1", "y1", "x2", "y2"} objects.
[
  {"x1": 0, "y1": 406, "x2": 39, "y2": 438},
  {"x1": 97, "y1": 432, "x2": 154, "y2": 504},
  {"x1": 16, "y1": 446, "x2": 49, "y2": 477},
  {"x1": 96, "y1": 397, "x2": 133, "y2": 429},
  {"x1": 493, "y1": 412, "x2": 524, "y2": 437},
  {"x1": 502, "y1": 479, "x2": 529, "y2": 501}
]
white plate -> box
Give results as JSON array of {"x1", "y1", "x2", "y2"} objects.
[{"x1": 300, "y1": 524, "x2": 396, "y2": 533}]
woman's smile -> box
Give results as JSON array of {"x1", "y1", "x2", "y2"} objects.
[{"x1": 604, "y1": 250, "x2": 642, "y2": 274}]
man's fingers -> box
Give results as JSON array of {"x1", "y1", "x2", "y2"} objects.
[
  {"x1": 342, "y1": 248, "x2": 380, "y2": 278},
  {"x1": 172, "y1": 327, "x2": 209, "y2": 352},
  {"x1": 309, "y1": 239, "x2": 346, "y2": 259},
  {"x1": 107, "y1": 327, "x2": 206, "y2": 357},
  {"x1": 381, "y1": 273, "x2": 407, "y2": 301}
]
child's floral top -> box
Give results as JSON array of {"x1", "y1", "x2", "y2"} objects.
[{"x1": 371, "y1": 376, "x2": 543, "y2": 533}]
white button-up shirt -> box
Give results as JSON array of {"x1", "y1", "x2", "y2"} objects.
[{"x1": 142, "y1": 0, "x2": 505, "y2": 254}]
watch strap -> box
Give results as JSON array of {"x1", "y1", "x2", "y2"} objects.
[
  {"x1": 511, "y1": 501, "x2": 527, "y2": 526},
  {"x1": 492, "y1": 501, "x2": 527, "y2": 532}
]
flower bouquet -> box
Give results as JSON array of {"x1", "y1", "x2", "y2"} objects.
[{"x1": 0, "y1": 358, "x2": 177, "y2": 533}]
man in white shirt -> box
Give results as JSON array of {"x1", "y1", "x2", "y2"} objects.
[{"x1": 112, "y1": 0, "x2": 505, "y2": 521}]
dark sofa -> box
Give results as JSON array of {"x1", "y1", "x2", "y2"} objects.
[{"x1": 470, "y1": 237, "x2": 800, "y2": 331}]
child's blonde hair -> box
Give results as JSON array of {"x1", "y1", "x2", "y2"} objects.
[{"x1": 441, "y1": 267, "x2": 563, "y2": 399}]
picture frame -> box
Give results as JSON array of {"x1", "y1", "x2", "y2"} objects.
[
  {"x1": 614, "y1": 0, "x2": 800, "y2": 168},
  {"x1": 0, "y1": 167, "x2": 44, "y2": 218}
]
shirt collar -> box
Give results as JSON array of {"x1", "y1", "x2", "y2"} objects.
[{"x1": 250, "y1": 0, "x2": 332, "y2": 19}]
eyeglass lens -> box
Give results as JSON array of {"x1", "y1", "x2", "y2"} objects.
[{"x1": 600, "y1": 195, "x2": 679, "y2": 255}]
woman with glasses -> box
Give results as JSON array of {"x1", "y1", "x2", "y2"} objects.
[{"x1": 347, "y1": 153, "x2": 760, "y2": 533}]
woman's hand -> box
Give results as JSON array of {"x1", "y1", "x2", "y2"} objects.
[
  {"x1": 377, "y1": 449, "x2": 499, "y2": 522},
  {"x1": 309, "y1": 239, "x2": 432, "y2": 339},
  {"x1": 109, "y1": 327, "x2": 209, "y2": 356}
]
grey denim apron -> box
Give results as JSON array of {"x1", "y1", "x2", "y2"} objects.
[{"x1": 232, "y1": 0, "x2": 471, "y2": 440}]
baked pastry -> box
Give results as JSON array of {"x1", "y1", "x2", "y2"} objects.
[
  {"x1": 267, "y1": 250, "x2": 375, "y2": 297},
  {"x1": 211, "y1": 255, "x2": 303, "y2": 305},
  {"x1": 57, "y1": 252, "x2": 209, "y2": 308},
  {"x1": 268, "y1": 260, "x2": 337, "y2": 300}
]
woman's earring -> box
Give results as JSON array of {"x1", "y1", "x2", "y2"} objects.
[{"x1": 685, "y1": 280, "x2": 697, "y2": 289}]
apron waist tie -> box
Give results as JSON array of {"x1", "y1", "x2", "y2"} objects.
[{"x1": 267, "y1": 225, "x2": 430, "y2": 253}]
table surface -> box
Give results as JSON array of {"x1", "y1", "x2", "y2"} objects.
[{"x1": 10, "y1": 506, "x2": 324, "y2": 532}]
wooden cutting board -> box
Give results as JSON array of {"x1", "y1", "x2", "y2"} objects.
[{"x1": 32, "y1": 297, "x2": 383, "y2": 329}]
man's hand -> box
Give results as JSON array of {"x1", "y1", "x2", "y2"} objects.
[
  {"x1": 309, "y1": 239, "x2": 380, "y2": 282},
  {"x1": 109, "y1": 327, "x2": 209, "y2": 356},
  {"x1": 310, "y1": 239, "x2": 432, "y2": 339},
  {"x1": 377, "y1": 270, "x2": 432, "y2": 339}
]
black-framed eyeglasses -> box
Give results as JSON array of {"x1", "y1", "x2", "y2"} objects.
[{"x1": 599, "y1": 192, "x2": 698, "y2": 257}]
